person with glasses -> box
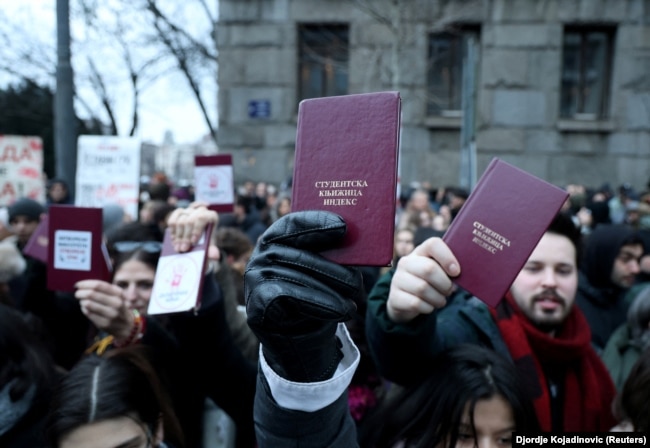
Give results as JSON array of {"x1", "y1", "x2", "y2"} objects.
[
  {"x1": 47, "y1": 346, "x2": 184, "y2": 448},
  {"x1": 73, "y1": 204, "x2": 256, "y2": 448}
]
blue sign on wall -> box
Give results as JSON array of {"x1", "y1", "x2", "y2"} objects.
[{"x1": 248, "y1": 100, "x2": 271, "y2": 119}]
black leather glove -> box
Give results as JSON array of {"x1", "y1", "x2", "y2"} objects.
[{"x1": 245, "y1": 211, "x2": 362, "y2": 383}]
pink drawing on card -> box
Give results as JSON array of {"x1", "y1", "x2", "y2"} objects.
[{"x1": 170, "y1": 263, "x2": 187, "y2": 288}]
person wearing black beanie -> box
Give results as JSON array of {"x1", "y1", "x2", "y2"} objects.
[{"x1": 8, "y1": 198, "x2": 45, "y2": 250}]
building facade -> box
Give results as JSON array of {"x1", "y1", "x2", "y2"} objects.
[{"x1": 217, "y1": 0, "x2": 650, "y2": 191}]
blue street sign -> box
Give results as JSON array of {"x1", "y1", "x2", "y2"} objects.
[{"x1": 248, "y1": 100, "x2": 271, "y2": 119}]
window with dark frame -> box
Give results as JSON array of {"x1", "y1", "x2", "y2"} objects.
[
  {"x1": 560, "y1": 26, "x2": 615, "y2": 119},
  {"x1": 298, "y1": 24, "x2": 349, "y2": 102},
  {"x1": 427, "y1": 28, "x2": 480, "y2": 116}
]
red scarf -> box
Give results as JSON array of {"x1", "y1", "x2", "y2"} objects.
[{"x1": 490, "y1": 293, "x2": 617, "y2": 432}]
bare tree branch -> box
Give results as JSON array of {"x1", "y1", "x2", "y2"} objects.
[
  {"x1": 144, "y1": 0, "x2": 218, "y2": 142},
  {"x1": 87, "y1": 57, "x2": 119, "y2": 134}
]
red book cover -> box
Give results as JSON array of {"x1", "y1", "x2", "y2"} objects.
[
  {"x1": 23, "y1": 215, "x2": 49, "y2": 263},
  {"x1": 194, "y1": 154, "x2": 235, "y2": 213},
  {"x1": 47, "y1": 206, "x2": 111, "y2": 292},
  {"x1": 147, "y1": 223, "x2": 214, "y2": 314},
  {"x1": 291, "y1": 91, "x2": 401, "y2": 266},
  {"x1": 442, "y1": 158, "x2": 569, "y2": 307}
]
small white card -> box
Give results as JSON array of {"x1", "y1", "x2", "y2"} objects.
[
  {"x1": 148, "y1": 251, "x2": 204, "y2": 314},
  {"x1": 147, "y1": 225, "x2": 213, "y2": 315},
  {"x1": 53, "y1": 230, "x2": 92, "y2": 271},
  {"x1": 194, "y1": 164, "x2": 235, "y2": 205}
]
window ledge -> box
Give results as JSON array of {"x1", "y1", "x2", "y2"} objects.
[
  {"x1": 557, "y1": 119, "x2": 614, "y2": 133},
  {"x1": 424, "y1": 115, "x2": 462, "y2": 129}
]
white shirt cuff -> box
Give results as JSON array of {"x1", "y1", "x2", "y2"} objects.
[{"x1": 260, "y1": 323, "x2": 360, "y2": 412}]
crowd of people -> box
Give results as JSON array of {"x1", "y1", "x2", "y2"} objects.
[{"x1": 1, "y1": 173, "x2": 650, "y2": 447}]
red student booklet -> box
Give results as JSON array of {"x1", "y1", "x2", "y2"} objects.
[
  {"x1": 23, "y1": 214, "x2": 49, "y2": 263},
  {"x1": 47, "y1": 205, "x2": 111, "y2": 292},
  {"x1": 291, "y1": 91, "x2": 401, "y2": 266},
  {"x1": 442, "y1": 158, "x2": 569, "y2": 307}
]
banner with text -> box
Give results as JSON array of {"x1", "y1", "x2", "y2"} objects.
[
  {"x1": 0, "y1": 135, "x2": 45, "y2": 206},
  {"x1": 75, "y1": 136, "x2": 141, "y2": 220}
]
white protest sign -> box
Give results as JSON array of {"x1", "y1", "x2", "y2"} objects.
[
  {"x1": 0, "y1": 135, "x2": 45, "y2": 206},
  {"x1": 75, "y1": 136, "x2": 141, "y2": 220},
  {"x1": 194, "y1": 154, "x2": 234, "y2": 212}
]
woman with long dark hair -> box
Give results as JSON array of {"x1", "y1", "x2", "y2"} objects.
[{"x1": 47, "y1": 347, "x2": 183, "y2": 448}]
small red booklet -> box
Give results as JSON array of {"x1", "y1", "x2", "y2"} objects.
[
  {"x1": 194, "y1": 154, "x2": 235, "y2": 213},
  {"x1": 147, "y1": 223, "x2": 214, "y2": 314},
  {"x1": 47, "y1": 205, "x2": 112, "y2": 292},
  {"x1": 291, "y1": 91, "x2": 401, "y2": 266},
  {"x1": 23, "y1": 215, "x2": 49, "y2": 263},
  {"x1": 443, "y1": 158, "x2": 569, "y2": 307}
]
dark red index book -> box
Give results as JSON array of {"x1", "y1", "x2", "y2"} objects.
[
  {"x1": 23, "y1": 214, "x2": 49, "y2": 263},
  {"x1": 442, "y1": 158, "x2": 569, "y2": 307},
  {"x1": 47, "y1": 205, "x2": 111, "y2": 292},
  {"x1": 194, "y1": 154, "x2": 235, "y2": 213},
  {"x1": 291, "y1": 91, "x2": 401, "y2": 266}
]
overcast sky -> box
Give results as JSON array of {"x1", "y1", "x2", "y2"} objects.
[{"x1": 0, "y1": 0, "x2": 216, "y2": 145}]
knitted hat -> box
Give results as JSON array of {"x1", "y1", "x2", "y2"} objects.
[
  {"x1": 8, "y1": 198, "x2": 45, "y2": 223},
  {"x1": 0, "y1": 240, "x2": 26, "y2": 283}
]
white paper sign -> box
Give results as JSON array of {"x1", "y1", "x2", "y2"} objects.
[
  {"x1": 0, "y1": 135, "x2": 45, "y2": 206},
  {"x1": 75, "y1": 136, "x2": 141, "y2": 220},
  {"x1": 54, "y1": 230, "x2": 92, "y2": 271},
  {"x1": 194, "y1": 165, "x2": 235, "y2": 205}
]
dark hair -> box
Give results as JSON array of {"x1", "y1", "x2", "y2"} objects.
[
  {"x1": 106, "y1": 222, "x2": 159, "y2": 250},
  {"x1": 546, "y1": 212, "x2": 582, "y2": 264},
  {"x1": 112, "y1": 247, "x2": 160, "y2": 277},
  {"x1": 148, "y1": 182, "x2": 171, "y2": 201},
  {"x1": 360, "y1": 344, "x2": 539, "y2": 448},
  {"x1": 152, "y1": 203, "x2": 177, "y2": 226},
  {"x1": 0, "y1": 304, "x2": 56, "y2": 401},
  {"x1": 47, "y1": 346, "x2": 184, "y2": 447},
  {"x1": 105, "y1": 221, "x2": 161, "y2": 269},
  {"x1": 614, "y1": 348, "x2": 650, "y2": 432},
  {"x1": 216, "y1": 227, "x2": 253, "y2": 259},
  {"x1": 626, "y1": 284, "x2": 650, "y2": 349}
]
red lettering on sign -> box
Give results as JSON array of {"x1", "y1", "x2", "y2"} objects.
[
  {"x1": 0, "y1": 145, "x2": 33, "y2": 162},
  {"x1": 19, "y1": 167, "x2": 40, "y2": 179},
  {"x1": 0, "y1": 182, "x2": 16, "y2": 200}
]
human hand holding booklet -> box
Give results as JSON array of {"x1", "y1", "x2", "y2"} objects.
[
  {"x1": 46, "y1": 206, "x2": 111, "y2": 292},
  {"x1": 442, "y1": 158, "x2": 569, "y2": 307}
]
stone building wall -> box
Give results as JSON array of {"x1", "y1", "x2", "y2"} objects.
[{"x1": 217, "y1": 0, "x2": 650, "y2": 191}]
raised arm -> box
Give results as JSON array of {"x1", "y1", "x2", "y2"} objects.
[{"x1": 245, "y1": 210, "x2": 363, "y2": 447}]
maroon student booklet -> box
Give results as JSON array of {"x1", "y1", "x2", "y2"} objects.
[
  {"x1": 47, "y1": 205, "x2": 111, "y2": 292},
  {"x1": 23, "y1": 214, "x2": 49, "y2": 263},
  {"x1": 291, "y1": 91, "x2": 401, "y2": 266},
  {"x1": 443, "y1": 158, "x2": 569, "y2": 307}
]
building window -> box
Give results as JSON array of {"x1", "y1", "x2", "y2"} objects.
[
  {"x1": 298, "y1": 24, "x2": 349, "y2": 102},
  {"x1": 427, "y1": 29, "x2": 479, "y2": 116},
  {"x1": 560, "y1": 27, "x2": 615, "y2": 119}
]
